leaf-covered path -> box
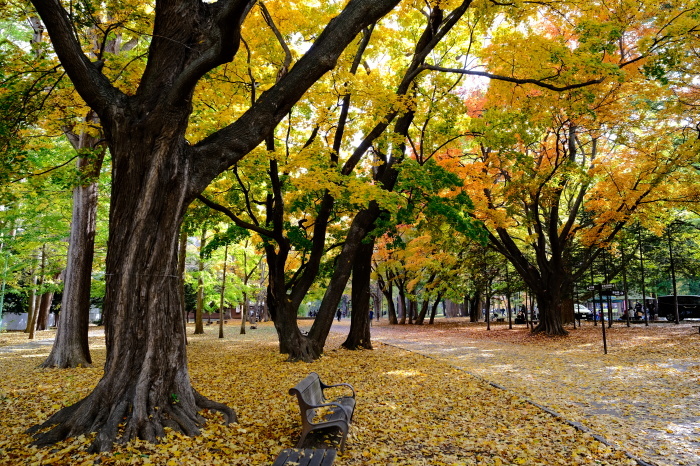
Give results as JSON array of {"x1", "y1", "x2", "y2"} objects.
[
  {"x1": 0, "y1": 321, "x2": 646, "y2": 465},
  {"x1": 358, "y1": 318, "x2": 700, "y2": 466}
]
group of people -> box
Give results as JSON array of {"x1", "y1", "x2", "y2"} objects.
[{"x1": 618, "y1": 302, "x2": 656, "y2": 321}]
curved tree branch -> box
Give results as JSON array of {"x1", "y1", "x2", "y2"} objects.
[
  {"x1": 29, "y1": 0, "x2": 123, "y2": 117},
  {"x1": 190, "y1": 0, "x2": 401, "y2": 193},
  {"x1": 422, "y1": 64, "x2": 605, "y2": 91},
  {"x1": 196, "y1": 194, "x2": 274, "y2": 239}
]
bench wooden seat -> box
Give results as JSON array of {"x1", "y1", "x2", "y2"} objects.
[
  {"x1": 692, "y1": 325, "x2": 700, "y2": 334},
  {"x1": 272, "y1": 448, "x2": 337, "y2": 466},
  {"x1": 289, "y1": 372, "x2": 356, "y2": 452}
]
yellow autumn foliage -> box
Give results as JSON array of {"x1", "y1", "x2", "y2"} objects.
[{"x1": 0, "y1": 323, "x2": 642, "y2": 465}]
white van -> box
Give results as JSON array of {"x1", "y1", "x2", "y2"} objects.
[{"x1": 574, "y1": 304, "x2": 592, "y2": 319}]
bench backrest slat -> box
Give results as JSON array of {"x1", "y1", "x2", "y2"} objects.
[{"x1": 290, "y1": 372, "x2": 325, "y2": 408}]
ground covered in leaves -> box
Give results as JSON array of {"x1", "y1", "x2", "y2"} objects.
[
  {"x1": 0, "y1": 320, "x2": 690, "y2": 465},
  {"x1": 367, "y1": 319, "x2": 700, "y2": 466}
]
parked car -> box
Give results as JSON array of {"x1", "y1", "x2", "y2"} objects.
[{"x1": 574, "y1": 304, "x2": 592, "y2": 319}]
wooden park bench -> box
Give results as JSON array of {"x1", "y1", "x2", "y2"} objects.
[
  {"x1": 288, "y1": 372, "x2": 356, "y2": 453},
  {"x1": 692, "y1": 325, "x2": 700, "y2": 334},
  {"x1": 272, "y1": 448, "x2": 337, "y2": 466}
]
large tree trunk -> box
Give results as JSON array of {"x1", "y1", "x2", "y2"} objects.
[
  {"x1": 30, "y1": 128, "x2": 235, "y2": 452},
  {"x1": 28, "y1": 0, "x2": 402, "y2": 451},
  {"x1": 532, "y1": 277, "x2": 568, "y2": 335},
  {"x1": 342, "y1": 240, "x2": 373, "y2": 350},
  {"x1": 469, "y1": 293, "x2": 481, "y2": 322}
]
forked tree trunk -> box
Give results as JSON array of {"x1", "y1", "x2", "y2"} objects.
[
  {"x1": 30, "y1": 130, "x2": 235, "y2": 451},
  {"x1": 342, "y1": 240, "x2": 373, "y2": 350},
  {"x1": 271, "y1": 299, "x2": 320, "y2": 362}
]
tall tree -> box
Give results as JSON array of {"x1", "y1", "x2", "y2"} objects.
[{"x1": 27, "y1": 0, "x2": 402, "y2": 451}]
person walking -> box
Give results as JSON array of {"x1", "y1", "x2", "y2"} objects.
[{"x1": 336, "y1": 309, "x2": 342, "y2": 322}]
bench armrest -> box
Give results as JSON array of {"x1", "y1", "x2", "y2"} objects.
[{"x1": 321, "y1": 382, "x2": 356, "y2": 399}]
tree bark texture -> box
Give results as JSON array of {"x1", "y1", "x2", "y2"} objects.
[
  {"x1": 428, "y1": 294, "x2": 442, "y2": 324},
  {"x1": 342, "y1": 239, "x2": 374, "y2": 350},
  {"x1": 41, "y1": 155, "x2": 101, "y2": 366},
  {"x1": 24, "y1": 253, "x2": 38, "y2": 335},
  {"x1": 195, "y1": 228, "x2": 206, "y2": 335},
  {"x1": 42, "y1": 109, "x2": 105, "y2": 366},
  {"x1": 35, "y1": 290, "x2": 54, "y2": 331},
  {"x1": 31, "y1": 123, "x2": 236, "y2": 451},
  {"x1": 178, "y1": 228, "x2": 188, "y2": 343}
]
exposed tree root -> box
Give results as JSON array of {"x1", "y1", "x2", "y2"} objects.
[
  {"x1": 342, "y1": 338, "x2": 373, "y2": 350},
  {"x1": 27, "y1": 388, "x2": 237, "y2": 452},
  {"x1": 532, "y1": 322, "x2": 569, "y2": 336},
  {"x1": 40, "y1": 351, "x2": 92, "y2": 369}
]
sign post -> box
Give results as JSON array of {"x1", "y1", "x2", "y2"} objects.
[{"x1": 599, "y1": 285, "x2": 608, "y2": 354}]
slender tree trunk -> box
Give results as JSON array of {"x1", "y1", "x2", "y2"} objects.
[
  {"x1": 194, "y1": 228, "x2": 206, "y2": 335},
  {"x1": 342, "y1": 240, "x2": 373, "y2": 350},
  {"x1": 398, "y1": 285, "x2": 407, "y2": 324},
  {"x1": 26, "y1": 252, "x2": 39, "y2": 337},
  {"x1": 415, "y1": 273, "x2": 437, "y2": 325},
  {"x1": 428, "y1": 293, "x2": 442, "y2": 325},
  {"x1": 178, "y1": 228, "x2": 188, "y2": 342},
  {"x1": 415, "y1": 298, "x2": 429, "y2": 325},
  {"x1": 378, "y1": 273, "x2": 398, "y2": 324},
  {"x1": 36, "y1": 290, "x2": 54, "y2": 331},
  {"x1": 240, "y1": 292, "x2": 248, "y2": 334},
  {"x1": 29, "y1": 246, "x2": 48, "y2": 338},
  {"x1": 218, "y1": 244, "x2": 228, "y2": 339},
  {"x1": 41, "y1": 124, "x2": 104, "y2": 367}
]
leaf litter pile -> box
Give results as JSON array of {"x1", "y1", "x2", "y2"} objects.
[{"x1": 0, "y1": 321, "x2": 681, "y2": 465}]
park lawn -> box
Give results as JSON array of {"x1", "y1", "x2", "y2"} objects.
[{"x1": 0, "y1": 323, "x2": 635, "y2": 465}]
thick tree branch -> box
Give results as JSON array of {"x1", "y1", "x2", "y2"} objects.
[
  {"x1": 29, "y1": 0, "x2": 123, "y2": 117},
  {"x1": 190, "y1": 0, "x2": 401, "y2": 193}
]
